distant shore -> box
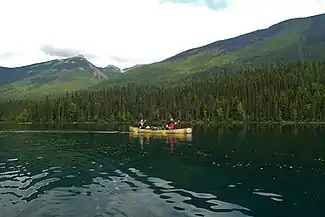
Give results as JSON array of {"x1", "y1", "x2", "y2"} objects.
[{"x1": 2, "y1": 120, "x2": 325, "y2": 126}]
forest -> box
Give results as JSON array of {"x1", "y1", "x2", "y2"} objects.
[{"x1": 1, "y1": 61, "x2": 325, "y2": 124}]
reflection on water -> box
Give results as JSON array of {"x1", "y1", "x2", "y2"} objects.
[
  {"x1": 0, "y1": 124, "x2": 325, "y2": 217},
  {"x1": 129, "y1": 132, "x2": 193, "y2": 153}
]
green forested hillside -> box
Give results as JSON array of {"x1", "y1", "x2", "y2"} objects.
[
  {"x1": 0, "y1": 56, "x2": 121, "y2": 99},
  {"x1": 2, "y1": 61, "x2": 325, "y2": 124},
  {"x1": 93, "y1": 13, "x2": 325, "y2": 88}
]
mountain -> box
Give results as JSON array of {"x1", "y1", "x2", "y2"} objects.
[
  {"x1": 93, "y1": 12, "x2": 325, "y2": 88},
  {"x1": 100, "y1": 64, "x2": 122, "y2": 76},
  {"x1": 1, "y1": 13, "x2": 324, "y2": 99},
  {"x1": 0, "y1": 56, "x2": 121, "y2": 99},
  {"x1": 123, "y1": 64, "x2": 146, "y2": 72}
]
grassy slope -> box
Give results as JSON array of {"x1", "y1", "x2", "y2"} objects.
[
  {"x1": 0, "y1": 57, "x2": 122, "y2": 99},
  {"x1": 93, "y1": 13, "x2": 325, "y2": 88}
]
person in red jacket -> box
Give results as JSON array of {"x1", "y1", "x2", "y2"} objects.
[{"x1": 166, "y1": 118, "x2": 176, "y2": 130}]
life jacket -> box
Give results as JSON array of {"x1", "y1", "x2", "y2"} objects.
[{"x1": 167, "y1": 121, "x2": 175, "y2": 129}]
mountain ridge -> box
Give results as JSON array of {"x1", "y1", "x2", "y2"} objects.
[
  {"x1": 0, "y1": 56, "x2": 122, "y2": 99},
  {"x1": 1, "y1": 12, "x2": 325, "y2": 98},
  {"x1": 91, "y1": 12, "x2": 325, "y2": 89},
  {"x1": 163, "y1": 13, "x2": 324, "y2": 62}
]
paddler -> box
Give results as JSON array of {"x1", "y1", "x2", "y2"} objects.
[
  {"x1": 138, "y1": 119, "x2": 146, "y2": 129},
  {"x1": 165, "y1": 117, "x2": 177, "y2": 130}
]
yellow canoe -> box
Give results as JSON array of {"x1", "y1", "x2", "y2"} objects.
[
  {"x1": 129, "y1": 132, "x2": 193, "y2": 141},
  {"x1": 129, "y1": 126, "x2": 192, "y2": 134}
]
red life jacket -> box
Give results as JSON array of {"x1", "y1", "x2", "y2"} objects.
[{"x1": 167, "y1": 121, "x2": 175, "y2": 129}]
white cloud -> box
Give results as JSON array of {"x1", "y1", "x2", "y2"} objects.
[{"x1": 0, "y1": 0, "x2": 324, "y2": 69}]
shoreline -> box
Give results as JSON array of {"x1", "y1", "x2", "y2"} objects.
[{"x1": 1, "y1": 120, "x2": 325, "y2": 126}]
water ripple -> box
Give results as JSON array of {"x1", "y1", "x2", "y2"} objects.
[
  {"x1": 252, "y1": 190, "x2": 284, "y2": 202},
  {"x1": 162, "y1": 189, "x2": 218, "y2": 199},
  {"x1": 147, "y1": 177, "x2": 175, "y2": 189},
  {"x1": 21, "y1": 178, "x2": 61, "y2": 202},
  {"x1": 121, "y1": 167, "x2": 252, "y2": 216},
  {"x1": 1, "y1": 129, "x2": 323, "y2": 217}
]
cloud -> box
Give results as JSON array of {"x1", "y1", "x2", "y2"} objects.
[
  {"x1": 40, "y1": 44, "x2": 157, "y2": 67},
  {"x1": 108, "y1": 55, "x2": 157, "y2": 63},
  {"x1": 0, "y1": 0, "x2": 325, "y2": 69},
  {"x1": 160, "y1": 0, "x2": 232, "y2": 10},
  {"x1": 40, "y1": 45, "x2": 86, "y2": 58},
  {"x1": 0, "y1": 52, "x2": 16, "y2": 61}
]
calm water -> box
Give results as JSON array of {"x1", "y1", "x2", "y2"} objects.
[{"x1": 0, "y1": 124, "x2": 325, "y2": 217}]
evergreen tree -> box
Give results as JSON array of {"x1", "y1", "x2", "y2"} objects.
[{"x1": 1, "y1": 61, "x2": 325, "y2": 124}]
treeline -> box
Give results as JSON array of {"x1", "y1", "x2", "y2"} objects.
[{"x1": 1, "y1": 61, "x2": 325, "y2": 124}]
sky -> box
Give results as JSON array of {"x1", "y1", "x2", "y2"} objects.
[{"x1": 1, "y1": 0, "x2": 325, "y2": 69}]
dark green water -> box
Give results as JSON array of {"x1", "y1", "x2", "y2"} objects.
[{"x1": 0, "y1": 124, "x2": 325, "y2": 217}]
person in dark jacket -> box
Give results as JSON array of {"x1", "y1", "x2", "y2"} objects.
[{"x1": 138, "y1": 119, "x2": 146, "y2": 129}]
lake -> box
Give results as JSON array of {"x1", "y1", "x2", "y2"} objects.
[{"x1": 0, "y1": 124, "x2": 325, "y2": 217}]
